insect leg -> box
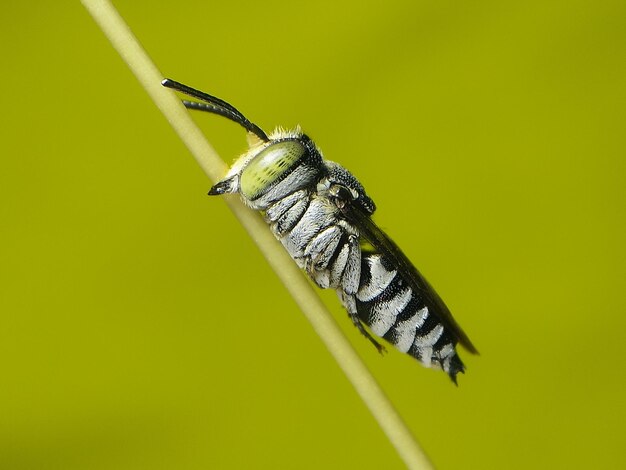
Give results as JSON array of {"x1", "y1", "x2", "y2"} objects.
[
  {"x1": 340, "y1": 235, "x2": 361, "y2": 295},
  {"x1": 303, "y1": 226, "x2": 343, "y2": 289},
  {"x1": 338, "y1": 291, "x2": 386, "y2": 354}
]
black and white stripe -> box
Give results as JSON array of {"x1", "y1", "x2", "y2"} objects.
[
  {"x1": 357, "y1": 254, "x2": 464, "y2": 378},
  {"x1": 264, "y1": 188, "x2": 465, "y2": 382}
]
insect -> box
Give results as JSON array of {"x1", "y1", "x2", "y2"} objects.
[{"x1": 162, "y1": 78, "x2": 478, "y2": 383}]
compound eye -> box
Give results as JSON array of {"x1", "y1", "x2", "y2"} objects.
[{"x1": 240, "y1": 140, "x2": 306, "y2": 200}]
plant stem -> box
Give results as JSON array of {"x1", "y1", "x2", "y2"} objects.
[{"x1": 81, "y1": 1, "x2": 434, "y2": 468}]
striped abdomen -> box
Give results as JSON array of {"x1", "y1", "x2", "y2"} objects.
[
  {"x1": 265, "y1": 189, "x2": 465, "y2": 382},
  {"x1": 355, "y1": 254, "x2": 464, "y2": 380}
]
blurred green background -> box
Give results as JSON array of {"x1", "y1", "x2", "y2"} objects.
[{"x1": 1, "y1": 1, "x2": 625, "y2": 468}]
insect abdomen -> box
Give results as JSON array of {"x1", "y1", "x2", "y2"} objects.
[
  {"x1": 265, "y1": 192, "x2": 465, "y2": 381},
  {"x1": 356, "y1": 254, "x2": 465, "y2": 382}
]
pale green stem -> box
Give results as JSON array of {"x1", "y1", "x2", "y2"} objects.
[{"x1": 81, "y1": 1, "x2": 434, "y2": 468}]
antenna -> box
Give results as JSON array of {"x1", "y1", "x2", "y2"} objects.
[{"x1": 162, "y1": 78, "x2": 269, "y2": 142}]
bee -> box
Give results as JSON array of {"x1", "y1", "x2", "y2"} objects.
[{"x1": 162, "y1": 79, "x2": 478, "y2": 383}]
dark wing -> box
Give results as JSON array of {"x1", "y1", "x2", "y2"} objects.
[{"x1": 341, "y1": 204, "x2": 479, "y2": 354}]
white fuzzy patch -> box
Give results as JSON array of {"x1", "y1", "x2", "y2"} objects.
[
  {"x1": 329, "y1": 242, "x2": 350, "y2": 287},
  {"x1": 281, "y1": 198, "x2": 335, "y2": 257},
  {"x1": 274, "y1": 197, "x2": 308, "y2": 235},
  {"x1": 356, "y1": 255, "x2": 397, "y2": 302},
  {"x1": 369, "y1": 288, "x2": 412, "y2": 337},
  {"x1": 268, "y1": 126, "x2": 303, "y2": 140},
  {"x1": 265, "y1": 190, "x2": 307, "y2": 222},
  {"x1": 311, "y1": 269, "x2": 330, "y2": 289},
  {"x1": 341, "y1": 237, "x2": 361, "y2": 295},
  {"x1": 312, "y1": 229, "x2": 342, "y2": 271},
  {"x1": 415, "y1": 324, "x2": 444, "y2": 350},
  {"x1": 420, "y1": 347, "x2": 434, "y2": 367},
  {"x1": 393, "y1": 307, "x2": 428, "y2": 353},
  {"x1": 304, "y1": 225, "x2": 341, "y2": 259}
]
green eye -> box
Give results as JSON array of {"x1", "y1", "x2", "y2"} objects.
[{"x1": 240, "y1": 141, "x2": 306, "y2": 199}]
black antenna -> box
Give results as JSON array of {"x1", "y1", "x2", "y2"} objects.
[{"x1": 162, "y1": 78, "x2": 269, "y2": 142}]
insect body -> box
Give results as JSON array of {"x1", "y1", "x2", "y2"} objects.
[{"x1": 162, "y1": 79, "x2": 477, "y2": 383}]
